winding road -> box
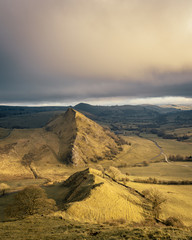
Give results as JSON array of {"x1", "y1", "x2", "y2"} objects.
[
  {"x1": 140, "y1": 134, "x2": 192, "y2": 168},
  {"x1": 137, "y1": 133, "x2": 169, "y2": 163},
  {"x1": 149, "y1": 138, "x2": 169, "y2": 163}
]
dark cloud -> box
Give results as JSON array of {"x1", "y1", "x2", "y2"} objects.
[
  {"x1": 0, "y1": 73, "x2": 191, "y2": 103},
  {"x1": 0, "y1": 0, "x2": 192, "y2": 104}
]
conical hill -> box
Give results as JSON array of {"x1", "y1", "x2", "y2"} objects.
[{"x1": 46, "y1": 108, "x2": 123, "y2": 166}]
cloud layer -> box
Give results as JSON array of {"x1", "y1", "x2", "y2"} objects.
[{"x1": 0, "y1": 0, "x2": 192, "y2": 104}]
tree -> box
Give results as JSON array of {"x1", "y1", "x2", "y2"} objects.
[
  {"x1": 106, "y1": 166, "x2": 122, "y2": 180},
  {"x1": 165, "y1": 217, "x2": 184, "y2": 227},
  {"x1": 5, "y1": 185, "x2": 57, "y2": 219},
  {"x1": 0, "y1": 183, "x2": 10, "y2": 196},
  {"x1": 21, "y1": 152, "x2": 35, "y2": 166},
  {"x1": 142, "y1": 188, "x2": 166, "y2": 219}
]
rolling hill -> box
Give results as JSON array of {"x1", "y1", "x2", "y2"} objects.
[{"x1": 50, "y1": 168, "x2": 144, "y2": 223}]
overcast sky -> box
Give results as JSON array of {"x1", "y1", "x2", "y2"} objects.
[{"x1": 0, "y1": 0, "x2": 192, "y2": 106}]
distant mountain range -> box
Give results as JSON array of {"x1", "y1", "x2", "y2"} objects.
[{"x1": 0, "y1": 103, "x2": 191, "y2": 129}]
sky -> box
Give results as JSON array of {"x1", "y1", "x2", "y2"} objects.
[{"x1": 0, "y1": 0, "x2": 192, "y2": 106}]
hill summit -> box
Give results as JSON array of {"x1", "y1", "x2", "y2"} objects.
[
  {"x1": 53, "y1": 168, "x2": 144, "y2": 223},
  {"x1": 45, "y1": 108, "x2": 123, "y2": 166}
]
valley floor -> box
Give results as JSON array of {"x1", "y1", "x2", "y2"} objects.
[{"x1": 0, "y1": 216, "x2": 192, "y2": 240}]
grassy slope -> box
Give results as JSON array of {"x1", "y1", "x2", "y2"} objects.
[
  {"x1": 0, "y1": 127, "x2": 64, "y2": 180},
  {"x1": 73, "y1": 111, "x2": 120, "y2": 165},
  {"x1": 102, "y1": 136, "x2": 162, "y2": 168},
  {"x1": 0, "y1": 216, "x2": 192, "y2": 240}
]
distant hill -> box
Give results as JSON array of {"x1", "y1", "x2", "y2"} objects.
[
  {"x1": 0, "y1": 106, "x2": 68, "y2": 129},
  {"x1": 0, "y1": 105, "x2": 68, "y2": 118},
  {"x1": 160, "y1": 104, "x2": 192, "y2": 111},
  {"x1": 75, "y1": 102, "x2": 179, "y2": 115},
  {"x1": 0, "y1": 103, "x2": 191, "y2": 131}
]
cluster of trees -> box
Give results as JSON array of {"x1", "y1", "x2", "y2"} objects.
[
  {"x1": 5, "y1": 185, "x2": 57, "y2": 219},
  {"x1": 117, "y1": 161, "x2": 149, "y2": 168},
  {"x1": 169, "y1": 155, "x2": 192, "y2": 162},
  {"x1": 150, "y1": 129, "x2": 190, "y2": 141},
  {"x1": 134, "y1": 177, "x2": 192, "y2": 185}
]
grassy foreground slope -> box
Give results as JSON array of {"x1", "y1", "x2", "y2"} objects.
[
  {"x1": 1, "y1": 167, "x2": 192, "y2": 239},
  {"x1": 0, "y1": 216, "x2": 192, "y2": 240}
]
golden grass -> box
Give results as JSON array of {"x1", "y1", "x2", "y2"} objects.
[
  {"x1": 72, "y1": 110, "x2": 120, "y2": 165},
  {"x1": 1, "y1": 215, "x2": 192, "y2": 240},
  {"x1": 127, "y1": 182, "x2": 192, "y2": 226},
  {"x1": 102, "y1": 136, "x2": 161, "y2": 168},
  {"x1": 0, "y1": 127, "x2": 64, "y2": 180}
]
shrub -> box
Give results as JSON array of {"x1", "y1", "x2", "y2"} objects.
[
  {"x1": 104, "y1": 218, "x2": 126, "y2": 226},
  {"x1": 142, "y1": 188, "x2": 166, "y2": 219},
  {"x1": 0, "y1": 183, "x2": 10, "y2": 196},
  {"x1": 165, "y1": 217, "x2": 184, "y2": 227},
  {"x1": 142, "y1": 161, "x2": 149, "y2": 166},
  {"x1": 5, "y1": 185, "x2": 57, "y2": 219}
]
